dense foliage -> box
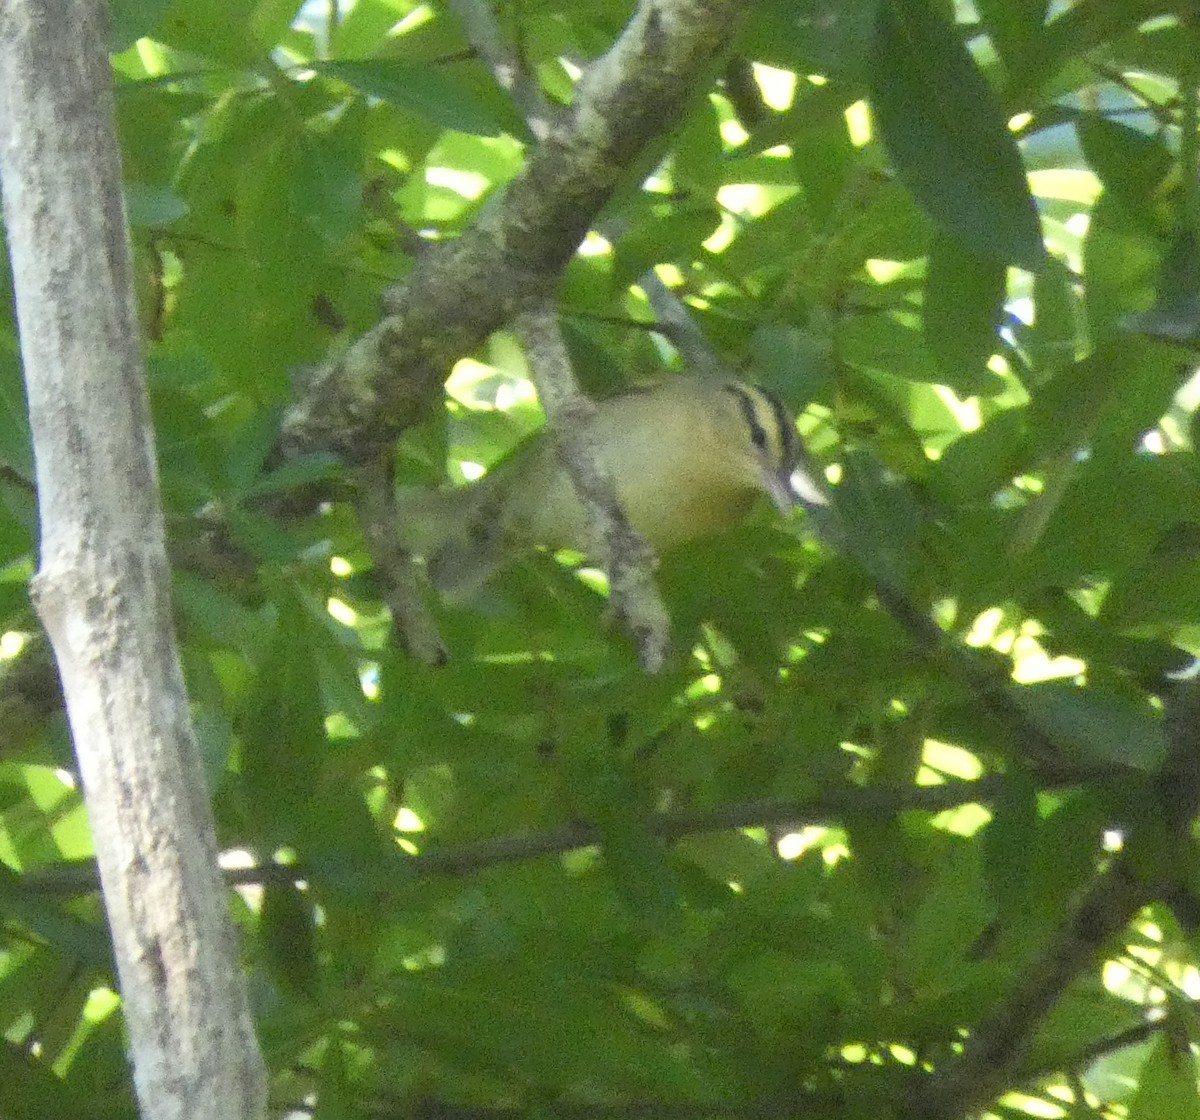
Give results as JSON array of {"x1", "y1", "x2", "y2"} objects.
[{"x1": 2, "y1": 0, "x2": 1200, "y2": 1117}]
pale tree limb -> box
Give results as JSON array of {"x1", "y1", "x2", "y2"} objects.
[
  {"x1": 0, "y1": 3, "x2": 265, "y2": 1119},
  {"x1": 515, "y1": 303, "x2": 671, "y2": 669}
]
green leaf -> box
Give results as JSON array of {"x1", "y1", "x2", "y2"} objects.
[
  {"x1": 1129, "y1": 1033, "x2": 1200, "y2": 1120},
  {"x1": 1018, "y1": 0, "x2": 1172, "y2": 105},
  {"x1": 1011, "y1": 683, "x2": 1166, "y2": 771},
  {"x1": 834, "y1": 450, "x2": 922, "y2": 587},
  {"x1": 924, "y1": 231, "x2": 1007, "y2": 387},
  {"x1": 902, "y1": 842, "x2": 991, "y2": 988},
  {"x1": 155, "y1": 0, "x2": 265, "y2": 64},
  {"x1": 109, "y1": 0, "x2": 173, "y2": 51},
  {"x1": 223, "y1": 508, "x2": 307, "y2": 564},
  {"x1": 312, "y1": 1039, "x2": 354, "y2": 1120},
  {"x1": 571, "y1": 748, "x2": 683, "y2": 934},
  {"x1": 241, "y1": 591, "x2": 389, "y2": 880},
  {"x1": 1028, "y1": 254, "x2": 1082, "y2": 375},
  {"x1": 613, "y1": 204, "x2": 723, "y2": 284},
  {"x1": 671, "y1": 90, "x2": 724, "y2": 190},
  {"x1": 1083, "y1": 192, "x2": 1164, "y2": 341},
  {"x1": 1104, "y1": 552, "x2": 1200, "y2": 629},
  {"x1": 1076, "y1": 115, "x2": 1173, "y2": 230},
  {"x1": 1031, "y1": 982, "x2": 1145, "y2": 1075},
  {"x1": 124, "y1": 182, "x2": 188, "y2": 227},
  {"x1": 261, "y1": 881, "x2": 319, "y2": 999},
  {"x1": 313, "y1": 60, "x2": 505, "y2": 137},
  {"x1": 974, "y1": 0, "x2": 1049, "y2": 72},
  {"x1": 1127, "y1": 224, "x2": 1200, "y2": 345},
  {"x1": 871, "y1": 0, "x2": 1045, "y2": 269},
  {"x1": 0, "y1": 1040, "x2": 123, "y2": 1120},
  {"x1": 223, "y1": 407, "x2": 286, "y2": 494},
  {"x1": 929, "y1": 407, "x2": 1029, "y2": 505},
  {"x1": 789, "y1": 110, "x2": 857, "y2": 228},
  {"x1": 237, "y1": 452, "x2": 344, "y2": 500},
  {"x1": 0, "y1": 864, "x2": 113, "y2": 970},
  {"x1": 292, "y1": 129, "x2": 365, "y2": 246},
  {"x1": 749, "y1": 323, "x2": 833, "y2": 404},
  {"x1": 841, "y1": 310, "x2": 1002, "y2": 395}
]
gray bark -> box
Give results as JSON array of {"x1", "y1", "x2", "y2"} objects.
[{"x1": 0, "y1": 3, "x2": 266, "y2": 1118}]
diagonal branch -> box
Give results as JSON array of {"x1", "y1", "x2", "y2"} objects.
[
  {"x1": 904, "y1": 856, "x2": 1152, "y2": 1120},
  {"x1": 902, "y1": 675, "x2": 1200, "y2": 1120},
  {"x1": 280, "y1": 0, "x2": 751, "y2": 462}
]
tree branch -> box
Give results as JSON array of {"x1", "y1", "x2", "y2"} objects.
[
  {"x1": 26, "y1": 774, "x2": 1027, "y2": 896},
  {"x1": 904, "y1": 857, "x2": 1152, "y2": 1120},
  {"x1": 280, "y1": 0, "x2": 751, "y2": 462},
  {"x1": 515, "y1": 302, "x2": 671, "y2": 669},
  {"x1": 902, "y1": 675, "x2": 1200, "y2": 1120}
]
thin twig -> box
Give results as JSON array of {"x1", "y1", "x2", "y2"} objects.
[
  {"x1": 355, "y1": 452, "x2": 447, "y2": 666},
  {"x1": 515, "y1": 301, "x2": 671, "y2": 669},
  {"x1": 1019, "y1": 1018, "x2": 1163, "y2": 1089},
  {"x1": 26, "y1": 774, "x2": 1046, "y2": 897},
  {"x1": 445, "y1": 0, "x2": 557, "y2": 138}
]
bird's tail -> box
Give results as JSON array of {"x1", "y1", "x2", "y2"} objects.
[{"x1": 394, "y1": 483, "x2": 505, "y2": 600}]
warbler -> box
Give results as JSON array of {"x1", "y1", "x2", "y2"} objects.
[{"x1": 402, "y1": 376, "x2": 822, "y2": 595}]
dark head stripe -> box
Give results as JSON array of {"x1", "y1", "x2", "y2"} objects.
[
  {"x1": 757, "y1": 386, "x2": 800, "y2": 473},
  {"x1": 723, "y1": 383, "x2": 769, "y2": 453},
  {"x1": 722, "y1": 382, "x2": 798, "y2": 472}
]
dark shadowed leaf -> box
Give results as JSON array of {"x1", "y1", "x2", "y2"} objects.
[
  {"x1": 313, "y1": 60, "x2": 505, "y2": 136},
  {"x1": 871, "y1": 0, "x2": 1045, "y2": 269},
  {"x1": 1012, "y1": 683, "x2": 1166, "y2": 771},
  {"x1": 924, "y1": 231, "x2": 1007, "y2": 387},
  {"x1": 261, "y1": 881, "x2": 319, "y2": 999}
]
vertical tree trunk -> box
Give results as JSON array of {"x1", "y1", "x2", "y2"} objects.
[{"x1": 0, "y1": 3, "x2": 266, "y2": 1118}]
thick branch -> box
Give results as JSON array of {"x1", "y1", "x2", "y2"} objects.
[{"x1": 280, "y1": 0, "x2": 750, "y2": 461}]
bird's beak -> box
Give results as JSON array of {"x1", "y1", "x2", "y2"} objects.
[
  {"x1": 763, "y1": 463, "x2": 828, "y2": 515},
  {"x1": 762, "y1": 468, "x2": 797, "y2": 514}
]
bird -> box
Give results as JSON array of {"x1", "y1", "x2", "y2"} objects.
[{"x1": 400, "y1": 376, "x2": 823, "y2": 596}]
